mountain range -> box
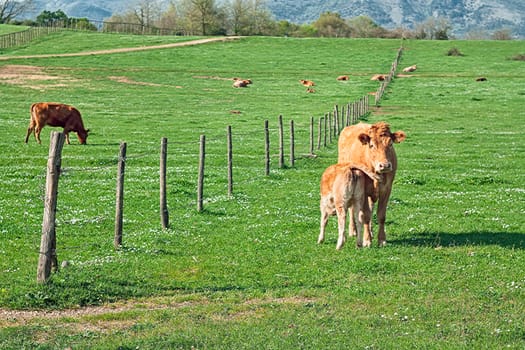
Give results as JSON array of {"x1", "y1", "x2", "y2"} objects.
[{"x1": 26, "y1": 0, "x2": 525, "y2": 38}]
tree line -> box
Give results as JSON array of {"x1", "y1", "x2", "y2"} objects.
[{"x1": 2, "y1": 0, "x2": 515, "y2": 40}]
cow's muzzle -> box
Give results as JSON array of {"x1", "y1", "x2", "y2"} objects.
[{"x1": 376, "y1": 162, "x2": 393, "y2": 173}]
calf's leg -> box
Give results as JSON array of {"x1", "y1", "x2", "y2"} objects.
[
  {"x1": 335, "y1": 205, "x2": 347, "y2": 250},
  {"x1": 318, "y1": 206, "x2": 330, "y2": 244}
]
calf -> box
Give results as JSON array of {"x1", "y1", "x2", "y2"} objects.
[
  {"x1": 318, "y1": 163, "x2": 380, "y2": 250},
  {"x1": 25, "y1": 102, "x2": 89, "y2": 145}
]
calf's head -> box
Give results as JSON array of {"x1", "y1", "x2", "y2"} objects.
[{"x1": 358, "y1": 122, "x2": 406, "y2": 174}]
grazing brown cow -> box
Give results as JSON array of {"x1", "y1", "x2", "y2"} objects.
[
  {"x1": 337, "y1": 75, "x2": 349, "y2": 81},
  {"x1": 476, "y1": 77, "x2": 487, "y2": 82},
  {"x1": 300, "y1": 79, "x2": 315, "y2": 87},
  {"x1": 318, "y1": 163, "x2": 380, "y2": 250},
  {"x1": 371, "y1": 74, "x2": 386, "y2": 81},
  {"x1": 25, "y1": 102, "x2": 89, "y2": 145},
  {"x1": 402, "y1": 64, "x2": 417, "y2": 73},
  {"x1": 338, "y1": 122, "x2": 406, "y2": 246},
  {"x1": 306, "y1": 87, "x2": 316, "y2": 93}
]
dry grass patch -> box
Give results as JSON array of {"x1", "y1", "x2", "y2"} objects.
[{"x1": 0, "y1": 64, "x2": 77, "y2": 90}]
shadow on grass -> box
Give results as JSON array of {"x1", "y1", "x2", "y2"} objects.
[{"x1": 392, "y1": 231, "x2": 525, "y2": 249}]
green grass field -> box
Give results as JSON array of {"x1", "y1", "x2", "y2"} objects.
[{"x1": 0, "y1": 30, "x2": 524, "y2": 349}]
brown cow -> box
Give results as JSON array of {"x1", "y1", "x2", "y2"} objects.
[
  {"x1": 300, "y1": 79, "x2": 315, "y2": 87},
  {"x1": 318, "y1": 163, "x2": 380, "y2": 250},
  {"x1": 232, "y1": 78, "x2": 252, "y2": 88},
  {"x1": 371, "y1": 74, "x2": 386, "y2": 81},
  {"x1": 25, "y1": 102, "x2": 89, "y2": 145},
  {"x1": 338, "y1": 122, "x2": 406, "y2": 246},
  {"x1": 402, "y1": 64, "x2": 417, "y2": 73},
  {"x1": 337, "y1": 75, "x2": 349, "y2": 81}
]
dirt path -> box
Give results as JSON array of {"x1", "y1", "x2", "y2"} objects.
[{"x1": 0, "y1": 36, "x2": 241, "y2": 61}]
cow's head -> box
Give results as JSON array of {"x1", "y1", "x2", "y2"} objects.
[
  {"x1": 77, "y1": 129, "x2": 89, "y2": 144},
  {"x1": 358, "y1": 122, "x2": 406, "y2": 174}
]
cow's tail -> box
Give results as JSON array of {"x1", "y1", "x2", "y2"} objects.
[{"x1": 29, "y1": 103, "x2": 38, "y2": 122}]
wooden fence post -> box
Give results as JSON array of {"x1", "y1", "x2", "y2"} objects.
[
  {"x1": 37, "y1": 132, "x2": 65, "y2": 283},
  {"x1": 290, "y1": 120, "x2": 295, "y2": 167},
  {"x1": 309, "y1": 116, "x2": 314, "y2": 155},
  {"x1": 346, "y1": 103, "x2": 351, "y2": 127},
  {"x1": 227, "y1": 125, "x2": 233, "y2": 197},
  {"x1": 278, "y1": 114, "x2": 284, "y2": 168},
  {"x1": 264, "y1": 120, "x2": 270, "y2": 176},
  {"x1": 317, "y1": 117, "x2": 322, "y2": 150},
  {"x1": 341, "y1": 105, "x2": 345, "y2": 129},
  {"x1": 160, "y1": 137, "x2": 169, "y2": 230},
  {"x1": 197, "y1": 135, "x2": 205, "y2": 212},
  {"x1": 323, "y1": 114, "x2": 328, "y2": 147},
  {"x1": 114, "y1": 142, "x2": 127, "y2": 249},
  {"x1": 334, "y1": 105, "x2": 339, "y2": 135},
  {"x1": 328, "y1": 112, "x2": 332, "y2": 144}
]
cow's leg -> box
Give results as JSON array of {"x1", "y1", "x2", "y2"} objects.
[
  {"x1": 25, "y1": 125, "x2": 34, "y2": 143},
  {"x1": 35, "y1": 127, "x2": 43, "y2": 144},
  {"x1": 318, "y1": 207, "x2": 330, "y2": 244},
  {"x1": 61, "y1": 127, "x2": 71, "y2": 144},
  {"x1": 25, "y1": 117, "x2": 36, "y2": 143},
  {"x1": 359, "y1": 198, "x2": 372, "y2": 248},
  {"x1": 348, "y1": 206, "x2": 357, "y2": 237},
  {"x1": 335, "y1": 205, "x2": 347, "y2": 250},
  {"x1": 376, "y1": 186, "x2": 393, "y2": 247},
  {"x1": 353, "y1": 199, "x2": 365, "y2": 248}
]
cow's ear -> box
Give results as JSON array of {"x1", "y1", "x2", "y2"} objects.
[
  {"x1": 393, "y1": 131, "x2": 406, "y2": 143},
  {"x1": 358, "y1": 133, "x2": 370, "y2": 145}
]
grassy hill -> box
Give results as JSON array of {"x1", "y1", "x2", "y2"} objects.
[{"x1": 0, "y1": 32, "x2": 524, "y2": 348}]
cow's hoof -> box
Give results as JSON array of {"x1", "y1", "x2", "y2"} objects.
[
  {"x1": 362, "y1": 240, "x2": 372, "y2": 248},
  {"x1": 378, "y1": 240, "x2": 387, "y2": 247}
]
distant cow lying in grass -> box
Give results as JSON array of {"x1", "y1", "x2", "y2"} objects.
[
  {"x1": 402, "y1": 64, "x2": 417, "y2": 73},
  {"x1": 300, "y1": 79, "x2": 315, "y2": 87},
  {"x1": 318, "y1": 163, "x2": 380, "y2": 250},
  {"x1": 337, "y1": 75, "x2": 349, "y2": 81},
  {"x1": 371, "y1": 74, "x2": 386, "y2": 81},
  {"x1": 24, "y1": 102, "x2": 89, "y2": 145},
  {"x1": 232, "y1": 78, "x2": 252, "y2": 88}
]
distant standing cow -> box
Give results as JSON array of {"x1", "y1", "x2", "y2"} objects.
[
  {"x1": 338, "y1": 122, "x2": 406, "y2": 246},
  {"x1": 24, "y1": 103, "x2": 89, "y2": 145},
  {"x1": 318, "y1": 163, "x2": 380, "y2": 250}
]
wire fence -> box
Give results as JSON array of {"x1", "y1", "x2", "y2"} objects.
[{"x1": 0, "y1": 20, "x2": 189, "y2": 50}]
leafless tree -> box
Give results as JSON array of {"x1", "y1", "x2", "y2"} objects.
[
  {"x1": 492, "y1": 29, "x2": 512, "y2": 40},
  {"x1": 0, "y1": 0, "x2": 33, "y2": 24},
  {"x1": 415, "y1": 16, "x2": 452, "y2": 40},
  {"x1": 132, "y1": 0, "x2": 162, "y2": 27}
]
